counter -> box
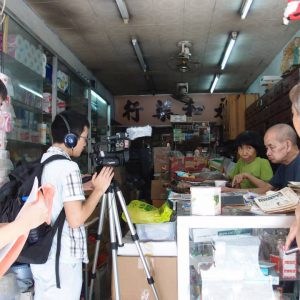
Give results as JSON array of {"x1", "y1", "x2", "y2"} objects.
[{"x1": 177, "y1": 208, "x2": 296, "y2": 300}]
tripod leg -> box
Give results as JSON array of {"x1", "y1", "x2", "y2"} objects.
[
  {"x1": 111, "y1": 192, "x2": 124, "y2": 247},
  {"x1": 115, "y1": 186, "x2": 160, "y2": 300},
  {"x1": 88, "y1": 194, "x2": 107, "y2": 300},
  {"x1": 108, "y1": 190, "x2": 121, "y2": 300}
]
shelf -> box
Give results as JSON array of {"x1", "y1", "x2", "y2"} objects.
[
  {"x1": 11, "y1": 97, "x2": 42, "y2": 113},
  {"x1": 7, "y1": 138, "x2": 46, "y2": 147},
  {"x1": 2, "y1": 51, "x2": 43, "y2": 90}
]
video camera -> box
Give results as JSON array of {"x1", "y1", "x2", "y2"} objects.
[{"x1": 91, "y1": 132, "x2": 130, "y2": 167}]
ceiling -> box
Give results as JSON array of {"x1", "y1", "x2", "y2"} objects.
[{"x1": 24, "y1": 0, "x2": 300, "y2": 96}]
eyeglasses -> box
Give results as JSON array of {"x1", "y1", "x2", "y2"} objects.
[{"x1": 80, "y1": 135, "x2": 88, "y2": 143}]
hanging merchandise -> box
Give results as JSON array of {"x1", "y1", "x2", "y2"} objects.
[
  {"x1": 283, "y1": 0, "x2": 300, "y2": 25},
  {"x1": 0, "y1": 73, "x2": 15, "y2": 187}
]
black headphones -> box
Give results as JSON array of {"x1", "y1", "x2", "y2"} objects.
[{"x1": 58, "y1": 114, "x2": 78, "y2": 148}]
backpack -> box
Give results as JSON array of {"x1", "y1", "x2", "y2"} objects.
[{"x1": 0, "y1": 154, "x2": 70, "y2": 288}]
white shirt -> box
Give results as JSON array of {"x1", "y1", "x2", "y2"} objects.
[{"x1": 41, "y1": 146, "x2": 88, "y2": 263}]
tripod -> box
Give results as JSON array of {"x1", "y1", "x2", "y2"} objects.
[{"x1": 88, "y1": 180, "x2": 159, "y2": 300}]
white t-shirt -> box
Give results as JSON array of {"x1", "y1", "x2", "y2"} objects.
[{"x1": 41, "y1": 146, "x2": 88, "y2": 263}]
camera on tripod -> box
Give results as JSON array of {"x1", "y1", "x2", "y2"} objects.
[{"x1": 91, "y1": 132, "x2": 130, "y2": 167}]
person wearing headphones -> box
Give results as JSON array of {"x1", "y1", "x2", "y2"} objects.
[{"x1": 30, "y1": 110, "x2": 114, "y2": 300}]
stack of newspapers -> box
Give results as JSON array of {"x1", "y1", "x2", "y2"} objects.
[
  {"x1": 254, "y1": 187, "x2": 299, "y2": 213},
  {"x1": 288, "y1": 181, "x2": 300, "y2": 196}
]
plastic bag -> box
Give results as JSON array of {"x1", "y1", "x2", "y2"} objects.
[{"x1": 122, "y1": 200, "x2": 173, "y2": 224}]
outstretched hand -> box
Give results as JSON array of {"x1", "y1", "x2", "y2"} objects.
[
  {"x1": 92, "y1": 167, "x2": 114, "y2": 194},
  {"x1": 232, "y1": 173, "x2": 247, "y2": 187},
  {"x1": 285, "y1": 205, "x2": 300, "y2": 250}
]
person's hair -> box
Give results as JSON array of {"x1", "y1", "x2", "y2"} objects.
[
  {"x1": 234, "y1": 130, "x2": 265, "y2": 157},
  {"x1": 51, "y1": 110, "x2": 90, "y2": 144},
  {"x1": 266, "y1": 123, "x2": 298, "y2": 145},
  {"x1": 289, "y1": 83, "x2": 300, "y2": 115},
  {"x1": 0, "y1": 80, "x2": 7, "y2": 101}
]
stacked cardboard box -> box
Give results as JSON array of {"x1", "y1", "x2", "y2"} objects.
[{"x1": 112, "y1": 256, "x2": 177, "y2": 300}]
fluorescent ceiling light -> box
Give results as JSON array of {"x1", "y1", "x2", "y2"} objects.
[
  {"x1": 220, "y1": 31, "x2": 238, "y2": 70},
  {"x1": 115, "y1": 0, "x2": 129, "y2": 24},
  {"x1": 210, "y1": 74, "x2": 220, "y2": 94},
  {"x1": 91, "y1": 90, "x2": 106, "y2": 105},
  {"x1": 240, "y1": 0, "x2": 253, "y2": 19},
  {"x1": 131, "y1": 38, "x2": 148, "y2": 73},
  {"x1": 19, "y1": 84, "x2": 43, "y2": 98}
]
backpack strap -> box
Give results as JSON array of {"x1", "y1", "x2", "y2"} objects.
[
  {"x1": 51, "y1": 208, "x2": 66, "y2": 288},
  {"x1": 41, "y1": 155, "x2": 70, "y2": 288},
  {"x1": 38, "y1": 154, "x2": 71, "y2": 186}
]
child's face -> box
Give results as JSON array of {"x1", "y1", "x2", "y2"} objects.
[{"x1": 237, "y1": 145, "x2": 257, "y2": 163}]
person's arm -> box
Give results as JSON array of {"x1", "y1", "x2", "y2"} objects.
[
  {"x1": 232, "y1": 173, "x2": 271, "y2": 188},
  {"x1": 285, "y1": 205, "x2": 300, "y2": 250},
  {"x1": 0, "y1": 199, "x2": 49, "y2": 249},
  {"x1": 221, "y1": 182, "x2": 273, "y2": 194},
  {"x1": 64, "y1": 166, "x2": 114, "y2": 228}
]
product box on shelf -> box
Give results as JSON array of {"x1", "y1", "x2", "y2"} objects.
[
  {"x1": 42, "y1": 93, "x2": 66, "y2": 114},
  {"x1": 184, "y1": 156, "x2": 207, "y2": 172},
  {"x1": 153, "y1": 147, "x2": 170, "y2": 173},
  {"x1": 280, "y1": 251, "x2": 297, "y2": 279},
  {"x1": 170, "y1": 156, "x2": 185, "y2": 172}
]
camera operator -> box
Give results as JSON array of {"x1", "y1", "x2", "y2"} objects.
[{"x1": 30, "y1": 110, "x2": 114, "y2": 300}]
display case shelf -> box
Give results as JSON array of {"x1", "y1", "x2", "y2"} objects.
[{"x1": 177, "y1": 214, "x2": 296, "y2": 300}]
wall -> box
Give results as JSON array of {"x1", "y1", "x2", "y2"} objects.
[
  {"x1": 115, "y1": 93, "x2": 232, "y2": 126},
  {"x1": 247, "y1": 28, "x2": 300, "y2": 96}
]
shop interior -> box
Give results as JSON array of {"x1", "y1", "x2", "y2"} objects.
[{"x1": 1, "y1": 0, "x2": 300, "y2": 299}]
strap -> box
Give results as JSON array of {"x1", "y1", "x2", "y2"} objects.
[
  {"x1": 54, "y1": 209, "x2": 66, "y2": 288},
  {"x1": 42, "y1": 154, "x2": 69, "y2": 287},
  {"x1": 38, "y1": 154, "x2": 71, "y2": 186},
  {"x1": 41, "y1": 154, "x2": 71, "y2": 166}
]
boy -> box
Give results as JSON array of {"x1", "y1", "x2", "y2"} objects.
[{"x1": 30, "y1": 110, "x2": 113, "y2": 300}]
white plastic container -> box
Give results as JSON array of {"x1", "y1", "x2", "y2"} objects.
[
  {"x1": 214, "y1": 180, "x2": 227, "y2": 187},
  {"x1": 136, "y1": 221, "x2": 176, "y2": 241}
]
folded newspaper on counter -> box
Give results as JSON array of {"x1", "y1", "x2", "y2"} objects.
[{"x1": 254, "y1": 187, "x2": 299, "y2": 213}]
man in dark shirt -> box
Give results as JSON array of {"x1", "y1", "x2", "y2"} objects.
[
  {"x1": 265, "y1": 123, "x2": 300, "y2": 190},
  {"x1": 222, "y1": 123, "x2": 300, "y2": 193}
]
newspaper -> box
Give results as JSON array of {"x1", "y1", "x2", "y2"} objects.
[{"x1": 254, "y1": 187, "x2": 299, "y2": 213}]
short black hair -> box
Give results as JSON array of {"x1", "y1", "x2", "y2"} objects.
[
  {"x1": 0, "y1": 79, "x2": 7, "y2": 100},
  {"x1": 51, "y1": 110, "x2": 90, "y2": 144},
  {"x1": 234, "y1": 130, "x2": 265, "y2": 157}
]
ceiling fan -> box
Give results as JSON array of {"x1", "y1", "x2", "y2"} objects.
[{"x1": 167, "y1": 41, "x2": 200, "y2": 73}]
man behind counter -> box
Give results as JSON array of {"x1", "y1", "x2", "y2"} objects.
[{"x1": 222, "y1": 123, "x2": 300, "y2": 194}]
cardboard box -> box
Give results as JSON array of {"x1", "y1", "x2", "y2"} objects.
[
  {"x1": 151, "y1": 180, "x2": 169, "y2": 200},
  {"x1": 184, "y1": 157, "x2": 207, "y2": 172},
  {"x1": 170, "y1": 157, "x2": 185, "y2": 172},
  {"x1": 112, "y1": 256, "x2": 177, "y2": 300},
  {"x1": 153, "y1": 147, "x2": 170, "y2": 173},
  {"x1": 152, "y1": 199, "x2": 166, "y2": 208}
]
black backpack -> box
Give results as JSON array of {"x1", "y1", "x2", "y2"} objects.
[{"x1": 0, "y1": 154, "x2": 70, "y2": 288}]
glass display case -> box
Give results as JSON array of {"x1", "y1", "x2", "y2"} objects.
[
  {"x1": 3, "y1": 16, "x2": 46, "y2": 165},
  {"x1": 177, "y1": 213, "x2": 298, "y2": 300}
]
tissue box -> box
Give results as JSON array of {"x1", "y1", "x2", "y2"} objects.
[{"x1": 190, "y1": 187, "x2": 221, "y2": 215}]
